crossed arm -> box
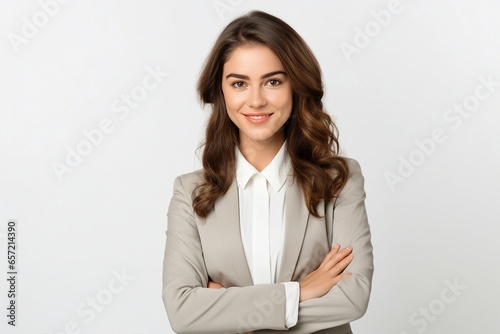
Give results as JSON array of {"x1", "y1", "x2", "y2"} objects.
[
  {"x1": 162, "y1": 159, "x2": 373, "y2": 333},
  {"x1": 209, "y1": 244, "x2": 354, "y2": 302}
]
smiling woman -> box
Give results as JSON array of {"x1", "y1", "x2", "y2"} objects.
[
  {"x1": 222, "y1": 45, "x2": 293, "y2": 171},
  {"x1": 162, "y1": 10, "x2": 374, "y2": 334}
]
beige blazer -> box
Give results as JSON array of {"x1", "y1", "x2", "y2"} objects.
[{"x1": 162, "y1": 158, "x2": 374, "y2": 334}]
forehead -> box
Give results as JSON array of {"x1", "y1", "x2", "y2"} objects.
[{"x1": 223, "y1": 45, "x2": 284, "y2": 74}]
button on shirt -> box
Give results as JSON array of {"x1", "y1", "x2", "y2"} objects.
[{"x1": 236, "y1": 142, "x2": 299, "y2": 328}]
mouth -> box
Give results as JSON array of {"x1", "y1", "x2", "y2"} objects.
[{"x1": 242, "y1": 113, "x2": 274, "y2": 124}]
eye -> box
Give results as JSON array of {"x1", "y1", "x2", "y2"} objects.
[
  {"x1": 231, "y1": 81, "x2": 246, "y2": 88},
  {"x1": 267, "y1": 79, "x2": 281, "y2": 86}
]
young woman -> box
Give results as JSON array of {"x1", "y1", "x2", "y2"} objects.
[{"x1": 163, "y1": 10, "x2": 374, "y2": 334}]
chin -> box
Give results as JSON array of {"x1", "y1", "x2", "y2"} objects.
[{"x1": 249, "y1": 132, "x2": 274, "y2": 141}]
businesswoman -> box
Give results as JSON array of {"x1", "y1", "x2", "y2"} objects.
[{"x1": 163, "y1": 10, "x2": 374, "y2": 334}]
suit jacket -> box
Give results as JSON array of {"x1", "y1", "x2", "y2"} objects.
[{"x1": 162, "y1": 158, "x2": 374, "y2": 334}]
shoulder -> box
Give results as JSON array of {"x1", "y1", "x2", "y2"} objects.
[
  {"x1": 336, "y1": 158, "x2": 366, "y2": 205},
  {"x1": 175, "y1": 169, "x2": 203, "y2": 187},
  {"x1": 345, "y1": 157, "x2": 363, "y2": 182},
  {"x1": 172, "y1": 169, "x2": 204, "y2": 194},
  {"x1": 168, "y1": 169, "x2": 203, "y2": 216}
]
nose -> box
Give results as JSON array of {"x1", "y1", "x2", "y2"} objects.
[{"x1": 248, "y1": 86, "x2": 266, "y2": 108}]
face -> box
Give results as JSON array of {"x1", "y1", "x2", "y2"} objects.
[{"x1": 221, "y1": 44, "x2": 293, "y2": 148}]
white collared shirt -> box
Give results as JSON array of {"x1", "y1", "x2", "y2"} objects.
[{"x1": 236, "y1": 142, "x2": 299, "y2": 328}]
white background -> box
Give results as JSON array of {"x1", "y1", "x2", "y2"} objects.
[{"x1": 1, "y1": 0, "x2": 499, "y2": 333}]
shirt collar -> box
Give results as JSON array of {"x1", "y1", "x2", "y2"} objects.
[{"x1": 236, "y1": 141, "x2": 290, "y2": 192}]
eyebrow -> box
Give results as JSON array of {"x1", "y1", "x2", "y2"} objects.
[{"x1": 225, "y1": 71, "x2": 287, "y2": 80}]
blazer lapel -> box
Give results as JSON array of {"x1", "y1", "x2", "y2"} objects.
[
  {"x1": 277, "y1": 177, "x2": 310, "y2": 283},
  {"x1": 211, "y1": 177, "x2": 310, "y2": 285},
  {"x1": 214, "y1": 180, "x2": 254, "y2": 286}
]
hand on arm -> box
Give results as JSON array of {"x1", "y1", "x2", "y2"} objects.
[
  {"x1": 298, "y1": 244, "x2": 353, "y2": 302},
  {"x1": 280, "y1": 159, "x2": 374, "y2": 334}
]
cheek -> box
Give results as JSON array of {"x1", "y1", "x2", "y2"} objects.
[
  {"x1": 268, "y1": 85, "x2": 292, "y2": 103},
  {"x1": 223, "y1": 90, "x2": 243, "y2": 111},
  {"x1": 274, "y1": 91, "x2": 293, "y2": 113},
  {"x1": 222, "y1": 92, "x2": 239, "y2": 123}
]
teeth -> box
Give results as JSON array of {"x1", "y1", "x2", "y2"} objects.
[{"x1": 248, "y1": 115, "x2": 268, "y2": 119}]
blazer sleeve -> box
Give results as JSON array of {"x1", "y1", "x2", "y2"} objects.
[
  {"x1": 162, "y1": 175, "x2": 289, "y2": 334},
  {"x1": 275, "y1": 159, "x2": 374, "y2": 334}
]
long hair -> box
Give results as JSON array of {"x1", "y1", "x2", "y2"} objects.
[{"x1": 193, "y1": 10, "x2": 349, "y2": 218}]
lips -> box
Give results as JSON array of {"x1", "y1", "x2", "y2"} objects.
[{"x1": 243, "y1": 113, "x2": 274, "y2": 124}]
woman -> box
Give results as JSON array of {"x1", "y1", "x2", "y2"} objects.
[{"x1": 163, "y1": 10, "x2": 373, "y2": 334}]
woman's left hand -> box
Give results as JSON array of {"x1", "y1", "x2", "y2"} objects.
[{"x1": 208, "y1": 281, "x2": 224, "y2": 289}]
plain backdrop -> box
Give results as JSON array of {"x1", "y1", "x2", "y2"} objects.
[{"x1": 1, "y1": 0, "x2": 499, "y2": 333}]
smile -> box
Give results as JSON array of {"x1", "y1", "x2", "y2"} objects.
[{"x1": 243, "y1": 113, "x2": 274, "y2": 124}]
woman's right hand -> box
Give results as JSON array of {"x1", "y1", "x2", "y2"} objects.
[{"x1": 298, "y1": 244, "x2": 353, "y2": 302}]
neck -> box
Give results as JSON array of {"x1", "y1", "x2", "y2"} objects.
[{"x1": 239, "y1": 136, "x2": 285, "y2": 172}]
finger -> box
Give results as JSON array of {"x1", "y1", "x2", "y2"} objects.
[
  {"x1": 329, "y1": 253, "x2": 354, "y2": 276},
  {"x1": 331, "y1": 272, "x2": 353, "y2": 286},
  {"x1": 320, "y1": 244, "x2": 341, "y2": 268},
  {"x1": 331, "y1": 246, "x2": 352, "y2": 263},
  {"x1": 323, "y1": 246, "x2": 352, "y2": 269},
  {"x1": 208, "y1": 281, "x2": 222, "y2": 289}
]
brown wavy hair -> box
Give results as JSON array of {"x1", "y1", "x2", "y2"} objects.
[{"x1": 193, "y1": 10, "x2": 349, "y2": 218}]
